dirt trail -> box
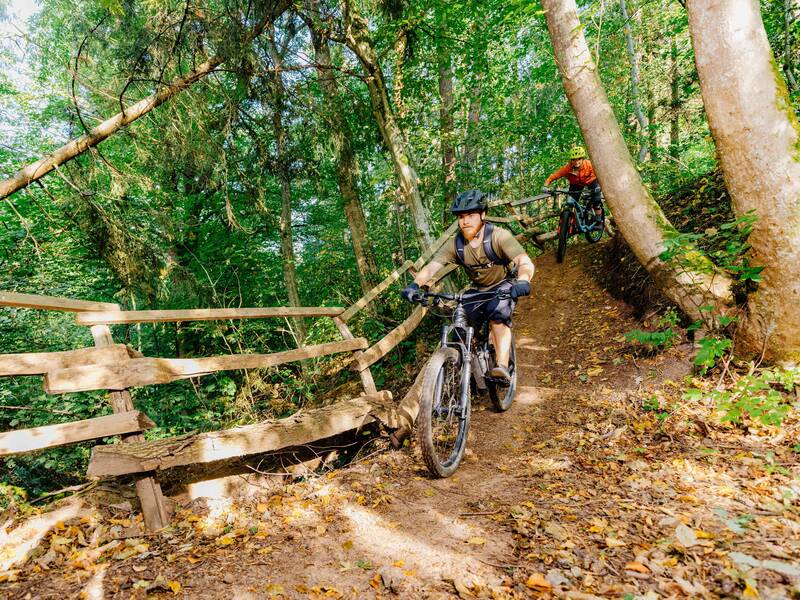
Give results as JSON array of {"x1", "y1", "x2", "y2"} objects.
[{"x1": 2, "y1": 243, "x2": 799, "y2": 599}]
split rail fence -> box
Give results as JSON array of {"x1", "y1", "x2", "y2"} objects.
[{"x1": 0, "y1": 194, "x2": 561, "y2": 530}]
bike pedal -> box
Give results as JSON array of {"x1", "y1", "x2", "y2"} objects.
[{"x1": 486, "y1": 376, "x2": 511, "y2": 388}]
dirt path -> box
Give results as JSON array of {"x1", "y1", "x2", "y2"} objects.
[{"x1": 2, "y1": 243, "x2": 799, "y2": 599}]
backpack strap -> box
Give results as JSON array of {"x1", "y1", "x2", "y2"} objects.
[{"x1": 453, "y1": 221, "x2": 510, "y2": 272}]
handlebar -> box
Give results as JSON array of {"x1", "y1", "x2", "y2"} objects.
[{"x1": 410, "y1": 288, "x2": 512, "y2": 306}]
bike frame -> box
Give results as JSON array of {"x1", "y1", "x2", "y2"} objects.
[{"x1": 560, "y1": 195, "x2": 599, "y2": 235}]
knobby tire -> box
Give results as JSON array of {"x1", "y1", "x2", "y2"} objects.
[
  {"x1": 416, "y1": 347, "x2": 470, "y2": 478},
  {"x1": 488, "y1": 334, "x2": 517, "y2": 412}
]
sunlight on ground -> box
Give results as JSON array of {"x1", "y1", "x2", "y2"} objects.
[
  {"x1": 341, "y1": 503, "x2": 488, "y2": 579},
  {"x1": 513, "y1": 385, "x2": 557, "y2": 407},
  {"x1": 80, "y1": 563, "x2": 107, "y2": 600},
  {"x1": 0, "y1": 501, "x2": 83, "y2": 571}
]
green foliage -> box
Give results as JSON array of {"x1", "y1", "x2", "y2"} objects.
[
  {"x1": 625, "y1": 309, "x2": 679, "y2": 352},
  {"x1": 693, "y1": 336, "x2": 732, "y2": 374},
  {"x1": 684, "y1": 366, "x2": 799, "y2": 426}
]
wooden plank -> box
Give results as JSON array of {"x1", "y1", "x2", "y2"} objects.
[
  {"x1": 0, "y1": 345, "x2": 130, "y2": 376},
  {"x1": 45, "y1": 338, "x2": 370, "y2": 394},
  {"x1": 510, "y1": 193, "x2": 550, "y2": 207},
  {"x1": 76, "y1": 306, "x2": 345, "y2": 326},
  {"x1": 339, "y1": 260, "x2": 414, "y2": 323},
  {"x1": 332, "y1": 317, "x2": 377, "y2": 394},
  {"x1": 0, "y1": 291, "x2": 119, "y2": 312},
  {"x1": 87, "y1": 392, "x2": 394, "y2": 476},
  {"x1": 0, "y1": 411, "x2": 155, "y2": 456},
  {"x1": 90, "y1": 325, "x2": 170, "y2": 532},
  {"x1": 351, "y1": 306, "x2": 427, "y2": 372},
  {"x1": 413, "y1": 220, "x2": 459, "y2": 270}
]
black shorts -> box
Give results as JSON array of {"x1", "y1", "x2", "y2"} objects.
[{"x1": 462, "y1": 280, "x2": 516, "y2": 328}]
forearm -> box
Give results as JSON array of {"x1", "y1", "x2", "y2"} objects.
[
  {"x1": 413, "y1": 261, "x2": 443, "y2": 287},
  {"x1": 515, "y1": 256, "x2": 535, "y2": 282}
]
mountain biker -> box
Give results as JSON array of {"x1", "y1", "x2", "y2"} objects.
[
  {"x1": 542, "y1": 145, "x2": 604, "y2": 224},
  {"x1": 400, "y1": 189, "x2": 535, "y2": 383}
]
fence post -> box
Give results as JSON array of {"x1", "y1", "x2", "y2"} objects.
[{"x1": 90, "y1": 325, "x2": 169, "y2": 531}]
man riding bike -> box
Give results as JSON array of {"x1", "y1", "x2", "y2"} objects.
[
  {"x1": 400, "y1": 189, "x2": 535, "y2": 382},
  {"x1": 543, "y1": 145, "x2": 604, "y2": 224}
]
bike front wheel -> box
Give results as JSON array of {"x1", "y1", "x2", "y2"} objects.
[
  {"x1": 416, "y1": 347, "x2": 470, "y2": 478},
  {"x1": 584, "y1": 206, "x2": 605, "y2": 243},
  {"x1": 488, "y1": 334, "x2": 517, "y2": 412},
  {"x1": 556, "y1": 210, "x2": 571, "y2": 263}
]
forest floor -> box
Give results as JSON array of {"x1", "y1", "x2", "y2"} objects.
[{"x1": 1, "y1": 241, "x2": 799, "y2": 599}]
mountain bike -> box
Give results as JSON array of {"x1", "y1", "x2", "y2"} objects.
[
  {"x1": 409, "y1": 288, "x2": 517, "y2": 478},
  {"x1": 543, "y1": 188, "x2": 605, "y2": 263}
]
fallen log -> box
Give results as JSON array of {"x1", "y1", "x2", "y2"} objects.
[
  {"x1": 88, "y1": 392, "x2": 394, "y2": 476},
  {"x1": 44, "y1": 338, "x2": 369, "y2": 394},
  {"x1": 0, "y1": 411, "x2": 154, "y2": 456}
]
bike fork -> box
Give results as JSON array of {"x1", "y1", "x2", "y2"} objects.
[{"x1": 458, "y1": 331, "x2": 473, "y2": 420}]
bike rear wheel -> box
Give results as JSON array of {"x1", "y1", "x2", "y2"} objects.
[
  {"x1": 584, "y1": 206, "x2": 605, "y2": 243},
  {"x1": 416, "y1": 347, "x2": 470, "y2": 478},
  {"x1": 556, "y1": 210, "x2": 570, "y2": 263},
  {"x1": 487, "y1": 334, "x2": 517, "y2": 412}
]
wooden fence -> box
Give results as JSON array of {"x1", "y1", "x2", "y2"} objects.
[{"x1": 0, "y1": 193, "x2": 560, "y2": 530}]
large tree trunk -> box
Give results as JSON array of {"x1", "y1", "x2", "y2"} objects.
[
  {"x1": 541, "y1": 0, "x2": 732, "y2": 323},
  {"x1": 687, "y1": 0, "x2": 800, "y2": 362},
  {"x1": 306, "y1": 6, "x2": 379, "y2": 296},
  {"x1": 437, "y1": 29, "x2": 456, "y2": 223},
  {"x1": 462, "y1": 42, "x2": 485, "y2": 182},
  {"x1": 0, "y1": 6, "x2": 289, "y2": 202},
  {"x1": 343, "y1": 7, "x2": 434, "y2": 250},
  {"x1": 267, "y1": 36, "x2": 306, "y2": 345},
  {"x1": 619, "y1": 0, "x2": 649, "y2": 162}
]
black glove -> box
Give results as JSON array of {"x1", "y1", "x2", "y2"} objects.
[
  {"x1": 510, "y1": 279, "x2": 531, "y2": 299},
  {"x1": 401, "y1": 282, "x2": 421, "y2": 303}
]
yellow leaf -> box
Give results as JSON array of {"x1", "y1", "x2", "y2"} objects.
[
  {"x1": 256, "y1": 503, "x2": 268, "y2": 513},
  {"x1": 695, "y1": 530, "x2": 715, "y2": 539},
  {"x1": 605, "y1": 537, "x2": 626, "y2": 548},
  {"x1": 265, "y1": 583, "x2": 284, "y2": 596},
  {"x1": 587, "y1": 367, "x2": 603, "y2": 377},
  {"x1": 743, "y1": 579, "x2": 759, "y2": 598},
  {"x1": 525, "y1": 573, "x2": 551, "y2": 590},
  {"x1": 167, "y1": 581, "x2": 181, "y2": 595},
  {"x1": 467, "y1": 537, "x2": 486, "y2": 545},
  {"x1": 356, "y1": 495, "x2": 367, "y2": 505},
  {"x1": 393, "y1": 560, "x2": 405, "y2": 568},
  {"x1": 316, "y1": 525, "x2": 327, "y2": 535},
  {"x1": 217, "y1": 536, "x2": 235, "y2": 546},
  {"x1": 342, "y1": 540, "x2": 353, "y2": 550},
  {"x1": 186, "y1": 556, "x2": 202, "y2": 564}
]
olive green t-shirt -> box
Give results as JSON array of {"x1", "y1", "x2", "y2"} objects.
[{"x1": 434, "y1": 225, "x2": 525, "y2": 290}]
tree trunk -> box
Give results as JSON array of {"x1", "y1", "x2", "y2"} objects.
[
  {"x1": 785, "y1": 0, "x2": 798, "y2": 90},
  {"x1": 437, "y1": 30, "x2": 456, "y2": 223},
  {"x1": 306, "y1": 5, "x2": 379, "y2": 296},
  {"x1": 267, "y1": 37, "x2": 306, "y2": 345},
  {"x1": 619, "y1": 0, "x2": 650, "y2": 162},
  {"x1": 687, "y1": 0, "x2": 800, "y2": 362},
  {"x1": 344, "y1": 7, "x2": 434, "y2": 250},
  {"x1": 462, "y1": 45, "x2": 485, "y2": 182},
  {"x1": 394, "y1": 31, "x2": 409, "y2": 119},
  {"x1": 670, "y1": 37, "x2": 680, "y2": 156},
  {"x1": 541, "y1": 0, "x2": 732, "y2": 323},
  {"x1": 0, "y1": 6, "x2": 288, "y2": 202}
]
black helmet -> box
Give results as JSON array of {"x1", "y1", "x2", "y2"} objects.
[{"x1": 451, "y1": 189, "x2": 487, "y2": 215}]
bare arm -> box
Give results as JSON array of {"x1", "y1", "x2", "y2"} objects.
[
  {"x1": 413, "y1": 260, "x2": 444, "y2": 288},
  {"x1": 512, "y1": 253, "x2": 535, "y2": 282}
]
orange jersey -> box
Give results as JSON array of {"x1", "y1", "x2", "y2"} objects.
[{"x1": 545, "y1": 159, "x2": 597, "y2": 186}]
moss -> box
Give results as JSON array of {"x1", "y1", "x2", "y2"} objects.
[{"x1": 769, "y1": 55, "x2": 800, "y2": 161}]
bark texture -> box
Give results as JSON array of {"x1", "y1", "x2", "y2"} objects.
[
  {"x1": 344, "y1": 7, "x2": 434, "y2": 249},
  {"x1": 687, "y1": 0, "x2": 800, "y2": 362},
  {"x1": 267, "y1": 33, "x2": 306, "y2": 344},
  {"x1": 620, "y1": 0, "x2": 649, "y2": 162},
  {"x1": 306, "y1": 7, "x2": 379, "y2": 295},
  {"x1": 541, "y1": 0, "x2": 732, "y2": 322},
  {"x1": 437, "y1": 33, "x2": 456, "y2": 222}
]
